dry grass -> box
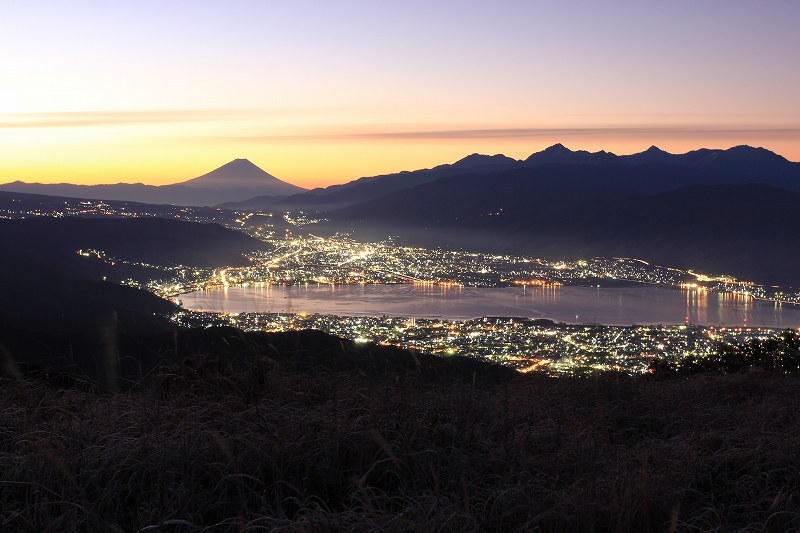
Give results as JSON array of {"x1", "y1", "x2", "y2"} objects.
[{"x1": 2, "y1": 362, "x2": 800, "y2": 532}]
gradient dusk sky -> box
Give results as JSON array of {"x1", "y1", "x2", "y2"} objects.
[{"x1": 2, "y1": 1, "x2": 799, "y2": 188}]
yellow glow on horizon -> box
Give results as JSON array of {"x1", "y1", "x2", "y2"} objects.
[{"x1": 1, "y1": 116, "x2": 799, "y2": 189}]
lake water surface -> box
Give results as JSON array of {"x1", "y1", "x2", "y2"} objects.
[{"x1": 178, "y1": 284, "x2": 800, "y2": 328}]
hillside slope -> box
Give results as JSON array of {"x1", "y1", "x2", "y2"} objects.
[
  {"x1": 337, "y1": 182, "x2": 800, "y2": 285},
  {"x1": 0, "y1": 216, "x2": 266, "y2": 267}
]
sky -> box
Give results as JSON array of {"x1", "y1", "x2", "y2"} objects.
[{"x1": 1, "y1": 0, "x2": 799, "y2": 188}]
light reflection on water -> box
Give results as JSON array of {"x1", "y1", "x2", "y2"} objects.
[{"x1": 179, "y1": 284, "x2": 800, "y2": 328}]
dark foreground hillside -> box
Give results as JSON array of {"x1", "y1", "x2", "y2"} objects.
[
  {"x1": 0, "y1": 216, "x2": 267, "y2": 268},
  {"x1": 2, "y1": 343, "x2": 800, "y2": 531}
]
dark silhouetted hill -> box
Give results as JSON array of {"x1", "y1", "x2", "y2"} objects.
[
  {"x1": 0, "y1": 216, "x2": 271, "y2": 380},
  {"x1": 0, "y1": 241, "x2": 177, "y2": 383},
  {"x1": 157, "y1": 327, "x2": 515, "y2": 383},
  {"x1": 337, "y1": 181, "x2": 800, "y2": 285},
  {"x1": 0, "y1": 216, "x2": 266, "y2": 267}
]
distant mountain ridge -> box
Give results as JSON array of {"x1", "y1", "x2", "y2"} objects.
[
  {"x1": 0, "y1": 159, "x2": 305, "y2": 206},
  {"x1": 220, "y1": 144, "x2": 800, "y2": 211},
  {"x1": 5, "y1": 145, "x2": 796, "y2": 210}
]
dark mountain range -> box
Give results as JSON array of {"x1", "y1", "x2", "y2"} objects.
[
  {"x1": 337, "y1": 149, "x2": 800, "y2": 223},
  {"x1": 520, "y1": 143, "x2": 798, "y2": 172},
  {"x1": 226, "y1": 144, "x2": 800, "y2": 211},
  {"x1": 0, "y1": 159, "x2": 305, "y2": 206},
  {"x1": 6, "y1": 145, "x2": 794, "y2": 212}
]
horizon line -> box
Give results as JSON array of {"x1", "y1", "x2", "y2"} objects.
[{"x1": 1, "y1": 142, "x2": 796, "y2": 189}]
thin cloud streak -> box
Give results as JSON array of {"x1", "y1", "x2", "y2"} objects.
[
  {"x1": 225, "y1": 126, "x2": 800, "y2": 142},
  {"x1": 0, "y1": 105, "x2": 414, "y2": 129},
  {"x1": 0, "y1": 109, "x2": 256, "y2": 128}
]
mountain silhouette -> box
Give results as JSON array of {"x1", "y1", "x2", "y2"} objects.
[
  {"x1": 226, "y1": 144, "x2": 799, "y2": 211},
  {"x1": 181, "y1": 158, "x2": 297, "y2": 191},
  {"x1": 450, "y1": 153, "x2": 520, "y2": 170},
  {"x1": 0, "y1": 159, "x2": 305, "y2": 206},
  {"x1": 523, "y1": 143, "x2": 618, "y2": 166},
  {"x1": 621, "y1": 145, "x2": 672, "y2": 164}
]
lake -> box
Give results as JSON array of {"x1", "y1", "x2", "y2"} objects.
[{"x1": 177, "y1": 284, "x2": 800, "y2": 328}]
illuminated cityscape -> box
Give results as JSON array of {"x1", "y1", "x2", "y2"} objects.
[
  {"x1": 3, "y1": 194, "x2": 799, "y2": 376},
  {"x1": 173, "y1": 310, "x2": 788, "y2": 376}
]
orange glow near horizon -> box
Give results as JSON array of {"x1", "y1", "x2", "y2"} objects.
[{"x1": 1, "y1": 124, "x2": 799, "y2": 189}]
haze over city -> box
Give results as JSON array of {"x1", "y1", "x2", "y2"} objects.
[{"x1": 2, "y1": 0, "x2": 800, "y2": 187}]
